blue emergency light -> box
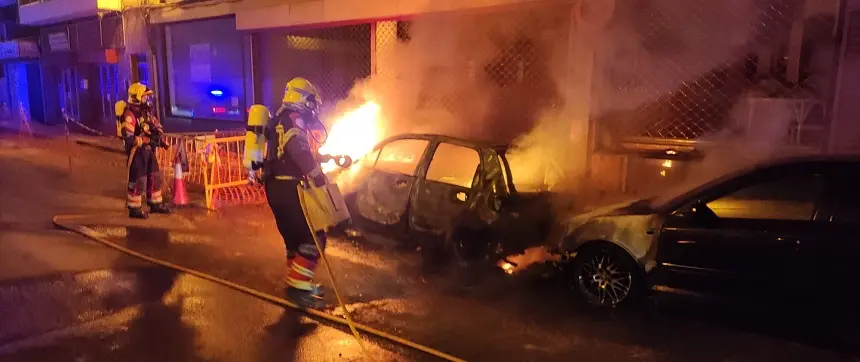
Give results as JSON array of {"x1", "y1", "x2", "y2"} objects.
[{"x1": 210, "y1": 89, "x2": 224, "y2": 97}]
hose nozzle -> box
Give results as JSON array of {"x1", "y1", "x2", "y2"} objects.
[{"x1": 318, "y1": 154, "x2": 353, "y2": 169}]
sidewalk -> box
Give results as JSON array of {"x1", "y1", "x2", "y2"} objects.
[{"x1": 0, "y1": 118, "x2": 124, "y2": 153}]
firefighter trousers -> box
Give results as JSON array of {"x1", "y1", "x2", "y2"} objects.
[
  {"x1": 265, "y1": 178, "x2": 327, "y2": 290},
  {"x1": 127, "y1": 146, "x2": 163, "y2": 209}
]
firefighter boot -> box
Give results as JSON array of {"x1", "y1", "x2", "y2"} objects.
[
  {"x1": 286, "y1": 286, "x2": 326, "y2": 309},
  {"x1": 128, "y1": 207, "x2": 148, "y2": 219},
  {"x1": 286, "y1": 254, "x2": 324, "y2": 298},
  {"x1": 149, "y1": 203, "x2": 171, "y2": 214}
]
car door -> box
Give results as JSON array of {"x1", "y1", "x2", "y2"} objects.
[
  {"x1": 655, "y1": 163, "x2": 827, "y2": 302},
  {"x1": 409, "y1": 141, "x2": 483, "y2": 239},
  {"x1": 814, "y1": 164, "x2": 860, "y2": 311},
  {"x1": 354, "y1": 137, "x2": 431, "y2": 236},
  {"x1": 491, "y1": 151, "x2": 554, "y2": 253}
]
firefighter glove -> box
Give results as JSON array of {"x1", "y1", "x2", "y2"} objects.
[{"x1": 311, "y1": 173, "x2": 327, "y2": 187}]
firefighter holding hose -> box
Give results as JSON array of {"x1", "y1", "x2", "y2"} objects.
[
  {"x1": 119, "y1": 82, "x2": 170, "y2": 219},
  {"x1": 244, "y1": 77, "x2": 331, "y2": 307}
]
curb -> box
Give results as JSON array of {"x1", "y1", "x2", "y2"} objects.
[{"x1": 74, "y1": 138, "x2": 124, "y2": 154}]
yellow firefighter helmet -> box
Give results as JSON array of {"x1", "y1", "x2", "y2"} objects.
[
  {"x1": 282, "y1": 77, "x2": 322, "y2": 113},
  {"x1": 127, "y1": 82, "x2": 153, "y2": 104}
]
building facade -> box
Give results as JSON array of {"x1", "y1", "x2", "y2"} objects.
[
  {"x1": 17, "y1": 0, "x2": 146, "y2": 129},
  {"x1": 15, "y1": 0, "x2": 856, "y2": 195},
  {"x1": 0, "y1": 4, "x2": 42, "y2": 124}
]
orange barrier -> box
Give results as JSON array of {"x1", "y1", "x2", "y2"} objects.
[
  {"x1": 198, "y1": 135, "x2": 266, "y2": 209},
  {"x1": 157, "y1": 130, "x2": 244, "y2": 187},
  {"x1": 156, "y1": 130, "x2": 266, "y2": 209}
]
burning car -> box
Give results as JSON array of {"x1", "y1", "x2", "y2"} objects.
[{"x1": 329, "y1": 133, "x2": 555, "y2": 263}]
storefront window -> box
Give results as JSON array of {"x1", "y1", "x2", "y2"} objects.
[{"x1": 165, "y1": 17, "x2": 246, "y2": 121}]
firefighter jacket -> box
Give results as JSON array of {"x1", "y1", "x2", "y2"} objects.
[
  {"x1": 263, "y1": 108, "x2": 323, "y2": 184},
  {"x1": 121, "y1": 105, "x2": 162, "y2": 154}
]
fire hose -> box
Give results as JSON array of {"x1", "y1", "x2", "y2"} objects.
[
  {"x1": 55, "y1": 152, "x2": 464, "y2": 361},
  {"x1": 52, "y1": 213, "x2": 465, "y2": 361}
]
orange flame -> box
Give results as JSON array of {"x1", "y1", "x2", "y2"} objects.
[{"x1": 319, "y1": 101, "x2": 383, "y2": 174}]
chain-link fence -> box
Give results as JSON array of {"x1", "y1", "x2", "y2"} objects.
[{"x1": 594, "y1": 0, "x2": 839, "y2": 149}]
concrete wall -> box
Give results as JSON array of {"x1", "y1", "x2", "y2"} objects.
[
  {"x1": 829, "y1": 0, "x2": 860, "y2": 153},
  {"x1": 19, "y1": 0, "x2": 121, "y2": 26},
  {"x1": 149, "y1": 0, "x2": 550, "y2": 27}
]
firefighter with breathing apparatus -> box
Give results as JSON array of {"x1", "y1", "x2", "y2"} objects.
[
  {"x1": 117, "y1": 82, "x2": 170, "y2": 219},
  {"x1": 244, "y1": 77, "x2": 348, "y2": 307}
]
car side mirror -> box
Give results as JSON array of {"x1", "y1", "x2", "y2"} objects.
[{"x1": 674, "y1": 201, "x2": 716, "y2": 223}]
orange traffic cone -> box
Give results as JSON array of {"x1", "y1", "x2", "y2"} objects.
[{"x1": 173, "y1": 158, "x2": 189, "y2": 206}]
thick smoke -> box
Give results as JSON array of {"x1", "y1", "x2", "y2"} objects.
[
  {"x1": 325, "y1": 3, "x2": 570, "y2": 144},
  {"x1": 330, "y1": 0, "x2": 836, "y2": 212}
]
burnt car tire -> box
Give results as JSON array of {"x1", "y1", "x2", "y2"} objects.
[
  {"x1": 448, "y1": 227, "x2": 493, "y2": 265},
  {"x1": 571, "y1": 244, "x2": 643, "y2": 308}
]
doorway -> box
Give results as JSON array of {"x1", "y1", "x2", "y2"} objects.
[
  {"x1": 99, "y1": 63, "x2": 120, "y2": 125},
  {"x1": 57, "y1": 66, "x2": 79, "y2": 122},
  {"x1": 5, "y1": 61, "x2": 45, "y2": 124}
]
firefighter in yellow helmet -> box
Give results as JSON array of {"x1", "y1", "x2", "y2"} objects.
[
  {"x1": 120, "y1": 82, "x2": 170, "y2": 219},
  {"x1": 246, "y1": 77, "x2": 329, "y2": 306}
]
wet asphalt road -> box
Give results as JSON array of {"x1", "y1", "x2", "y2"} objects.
[
  {"x1": 3, "y1": 130, "x2": 860, "y2": 361},
  {"x1": 0, "y1": 133, "x2": 415, "y2": 361},
  {"x1": 0, "y1": 267, "x2": 411, "y2": 361}
]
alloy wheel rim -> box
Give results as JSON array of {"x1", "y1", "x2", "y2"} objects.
[{"x1": 577, "y1": 253, "x2": 633, "y2": 305}]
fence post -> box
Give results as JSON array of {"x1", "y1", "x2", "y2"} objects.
[
  {"x1": 565, "y1": 2, "x2": 599, "y2": 178},
  {"x1": 18, "y1": 100, "x2": 32, "y2": 138}
]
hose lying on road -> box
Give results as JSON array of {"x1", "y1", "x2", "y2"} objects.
[
  {"x1": 297, "y1": 183, "x2": 373, "y2": 360},
  {"x1": 53, "y1": 213, "x2": 466, "y2": 362}
]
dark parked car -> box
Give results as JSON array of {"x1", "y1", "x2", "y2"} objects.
[
  {"x1": 559, "y1": 155, "x2": 860, "y2": 309},
  {"x1": 337, "y1": 134, "x2": 554, "y2": 262}
]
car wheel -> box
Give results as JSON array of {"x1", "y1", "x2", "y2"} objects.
[
  {"x1": 449, "y1": 228, "x2": 491, "y2": 265},
  {"x1": 572, "y1": 245, "x2": 642, "y2": 308}
]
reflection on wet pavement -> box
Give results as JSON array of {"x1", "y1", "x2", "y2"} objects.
[
  {"x1": 0, "y1": 267, "x2": 414, "y2": 361},
  {"x1": 78, "y1": 221, "x2": 860, "y2": 362}
]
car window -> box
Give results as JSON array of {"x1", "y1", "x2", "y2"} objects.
[
  {"x1": 477, "y1": 149, "x2": 508, "y2": 195},
  {"x1": 497, "y1": 155, "x2": 510, "y2": 194},
  {"x1": 375, "y1": 139, "x2": 429, "y2": 176},
  {"x1": 832, "y1": 191, "x2": 860, "y2": 223},
  {"x1": 425, "y1": 142, "x2": 481, "y2": 188},
  {"x1": 831, "y1": 169, "x2": 860, "y2": 223},
  {"x1": 705, "y1": 173, "x2": 823, "y2": 221}
]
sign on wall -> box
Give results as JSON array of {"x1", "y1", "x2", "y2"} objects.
[
  {"x1": 48, "y1": 32, "x2": 70, "y2": 52},
  {"x1": 0, "y1": 40, "x2": 41, "y2": 60},
  {"x1": 0, "y1": 42, "x2": 19, "y2": 59},
  {"x1": 18, "y1": 40, "x2": 40, "y2": 58}
]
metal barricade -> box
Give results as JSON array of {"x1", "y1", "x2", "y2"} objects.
[
  {"x1": 158, "y1": 131, "x2": 242, "y2": 185},
  {"x1": 156, "y1": 130, "x2": 265, "y2": 209},
  {"x1": 198, "y1": 135, "x2": 267, "y2": 209}
]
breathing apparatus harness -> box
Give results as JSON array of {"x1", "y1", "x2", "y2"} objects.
[{"x1": 272, "y1": 103, "x2": 352, "y2": 169}]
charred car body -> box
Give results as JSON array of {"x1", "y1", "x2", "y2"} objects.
[
  {"x1": 559, "y1": 155, "x2": 860, "y2": 309},
  {"x1": 335, "y1": 134, "x2": 554, "y2": 262}
]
